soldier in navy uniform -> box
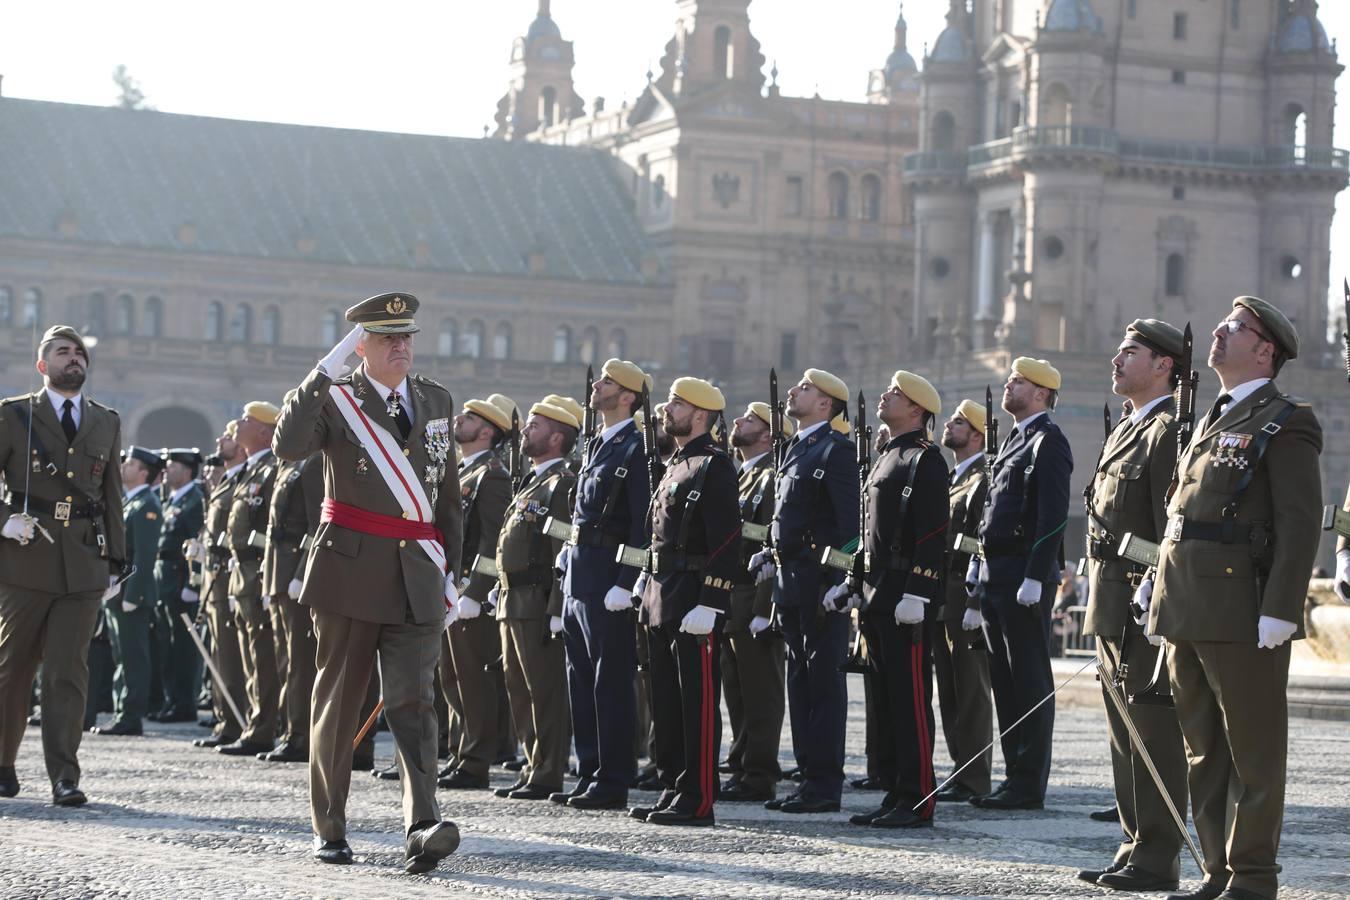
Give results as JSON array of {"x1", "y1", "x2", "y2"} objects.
[
  {"x1": 751, "y1": 368, "x2": 857, "y2": 814},
  {"x1": 972, "y1": 358, "x2": 1074, "y2": 810},
  {"x1": 553, "y1": 359, "x2": 654, "y2": 810},
  {"x1": 148, "y1": 448, "x2": 205, "y2": 723},
  {"x1": 629, "y1": 378, "x2": 741, "y2": 827},
  {"x1": 831, "y1": 372, "x2": 949, "y2": 829}
]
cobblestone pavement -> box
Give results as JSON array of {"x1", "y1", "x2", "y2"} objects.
[{"x1": 3, "y1": 677, "x2": 1347, "y2": 899}]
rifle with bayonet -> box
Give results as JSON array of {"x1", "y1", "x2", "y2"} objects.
[
  {"x1": 581, "y1": 364, "x2": 597, "y2": 467},
  {"x1": 1080, "y1": 403, "x2": 1115, "y2": 577},
  {"x1": 508, "y1": 407, "x2": 524, "y2": 495},
  {"x1": 752, "y1": 369, "x2": 785, "y2": 643},
  {"x1": 833, "y1": 391, "x2": 870, "y2": 674},
  {"x1": 613, "y1": 384, "x2": 661, "y2": 574},
  {"x1": 1343, "y1": 278, "x2": 1350, "y2": 383}
]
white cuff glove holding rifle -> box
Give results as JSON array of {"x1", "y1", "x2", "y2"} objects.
[
  {"x1": 458, "y1": 596, "x2": 483, "y2": 620},
  {"x1": 443, "y1": 573, "x2": 460, "y2": 628},
  {"x1": 121, "y1": 600, "x2": 139, "y2": 613},
  {"x1": 964, "y1": 557, "x2": 983, "y2": 597},
  {"x1": 821, "y1": 581, "x2": 862, "y2": 613},
  {"x1": 895, "y1": 594, "x2": 926, "y2": 626},
  {"x1": 549, "y1": 615, "x2": 564, "y2": 635},
  {"x1": 486, "y1": 585, "x2": 500, "y2": 610},
  {"x1": 2, "y1": 514, "x2": 35, "y2": 544},
  {"x1": 632, "y1": 572, "x2": 650, "y2": 602},
  {"x1": 554, "y1": 546, "x2": 570, "y2": 577},
  {"x1": 1132, "y1": 577, "x2": 1153, "y2": 625},
  {"x1": 287, "y1": 577, "x2": 303, "y2": 598},
  {"x1": 1335, "y1": 549, "x2": 1350, "y2": 604},
  {"x1": 961, "y1": 607, "x2": 984, "y2": 631},
  {"x1": 1015, "y1": 577, "x2": 1042, "y2": 607},
  {"x1": 262, "y1": 595, "x2": 272, "y2": 610},
  {"x1": 101, "y1": 574, "x2": 120, "y2": 603},
  {"x1": 603, "y1": 584, "x2": 633, "y2": 612},
  {"x1": 180, "y1": 587, "x2": 199, "y2": 604},
  {"x1": 318, "y1": 324, "x2": 362, "y2": 378},
  {"x1": 679, "y1": 604, "x2": 718, "y2": 636},
  {"x1": 747, "y1": 548, "x2": 776, "y2": 584}
]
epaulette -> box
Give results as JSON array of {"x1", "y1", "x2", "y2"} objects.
[
  {"x1": 88, "y1": 398, "x2": 119, "y2": 415},
  {"x1": 0, "y1": 396, "x2": 23, "y2": 406},
  {"x1": 486, "y1": 456, "x2": 508, "y2": 474},
  {"x1": 1276, "y1": 391, "x2": 1312, "y2": 409},
  {"x1": 332, "y1": 373, "x2": 354, "y2": 386},
  {"x1": 413, "y1": 373, "x2": 450, "y2": 394}
]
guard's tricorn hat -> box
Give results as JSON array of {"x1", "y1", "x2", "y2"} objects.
[
  {"x1": 122, "y1": 445, "x2": 165, "y2": 473},
  {"x1": 38, "y1": 325, "x2": 90, "y2": 360},
  {"x1": 162, "y1": 447, "x2": 204, "y2": 470},
  {"x1": 345, "y1": 292, "x2": 421, "y2": 335},
  {"x1": 1232, "y1": 296, "x2": 1299, "y2": 360}
]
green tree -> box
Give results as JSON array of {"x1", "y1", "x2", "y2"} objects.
[{"x1": 112, "y1": 65, "x2": 151, "y2": 110}]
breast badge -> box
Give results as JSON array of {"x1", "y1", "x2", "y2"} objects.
[
  {"x1": 423, "y1": 417, "x2": 451, "y2": 509},
  {"x1": 1212, "y1": 431, "x2": 1252, "y2": 469}
]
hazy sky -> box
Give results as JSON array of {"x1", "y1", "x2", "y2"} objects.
[{"x1": 2, "y1": 0, "x2": 1348, "y2": 319}]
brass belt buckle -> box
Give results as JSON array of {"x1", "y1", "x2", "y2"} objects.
[
  {"x1": 1166, "y1": 515, "x2": 1185, "y2": 542},
  {"x1": 54, "y1": 501, "x2": 72, "y2": 522}
]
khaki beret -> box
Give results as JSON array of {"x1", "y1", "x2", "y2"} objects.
[
  {"x1": 463, "y1": 398, "x2": 512, "y2": 433},
  {"x1": 804, "y1": 368, "x2": 849, "y2": 403},
  {"x1": 543, "y1": 394, "x2": 585, "y2": 425},
  {"x1": 223, "y1": 420, "x2": 238, "y2": 439},
  {"x1": 602, "y1": 358, "x2": 653, "y2": 394},
  {"x1": 242, "y1": 401, "x2": 279, "y2": 426},
  {"x1": 487, "y1": 394, "x2": 520, "y2": 428},
  {"x1": 345, "y1": 292, "x2": 420, "y2": 334},
  {"x1": 1232, "y1": 296, "x2": 1298, "y2": 360},
  {"x1": 1124, "y1": 318, "x2": 1185, "y2": 359},
  {"x1": 669, "y1": 377, "x2": 726, "y2": 412},
  {"x1": 953, "y1": 399, "x2": 986, "y2": 435},
  {"x1": 831, "y1": 412, "x2": 851, "y2": 435},
  {"x1": 529, "y1": 401, "x2": 579, "y2": 430},
  {"x1": 746, "y1": 402, "x2": 796, "y2": 437},
  {"x1": 889, "y1": 370, "x2": 941, "y2": 416},
  {"x1": 39, "y1": 325, "x2": 90, "y2": 359},
  {"x1": 1012, "y1": 357, "x2": 1062, "y2": 391}
]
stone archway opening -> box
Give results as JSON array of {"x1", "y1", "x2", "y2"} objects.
[{"x1": 136, "y1": 406, "x2": 214, "y2": 452}]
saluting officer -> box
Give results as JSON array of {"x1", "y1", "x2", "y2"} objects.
[
  {"x1": 439, "y1": 394, "x2": 514, "y2": 791},
  {"x1": 274, "y1": 292, "x2": 463, "y2": 872},
  {"x1": 973, "y1": 358, "x2": 1073, "y2": 810},
  {"x1": 553, "y1": 359, "x2": 654, "y2": 811},
  {"x1": 751, "y1": 368, "x2": 857, "y2": 814},
  {"x1": 91, "y1": 446, "x2": 164, "y2": 737},
  {"x1": 258, "y1": 442, "x2": 323, "y2": 763},
  {"x1": 0, "y1": 325, "x2": 125, "y2": 806},
  {"x1": 719, "y1": 402, "x2": 790, "y2": 803},
  {"x1": 932, "y1": 400, "x2": 992, "y2": 804},
  {"x1": 833, "y1": 372, "x2": 949, "y2": 829},
  {"x1": 1077, "y1": 319, "x2": 1188, "y2": 892},
  {"x1": 492, "y1": 400, "x2": 578, "y2": 800},
  {"x1": 149, "y1": 448, "x2": 205, "y2": 724},
  {"x1": 1145, "y1": 297, "x2": 1322, "y2": 900},
  {"x1": 219, "y1": 402, "x2": 281, "y2": 758}
]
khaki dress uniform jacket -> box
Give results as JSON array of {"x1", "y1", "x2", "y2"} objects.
[
  {"x1": 226, "y1": 451, "x2": 280, "y2": 746},
  {"x1": 201, "y1": 467, "x2": 247, "y2": 741}
]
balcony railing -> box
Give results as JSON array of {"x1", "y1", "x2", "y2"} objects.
[{"x1": 901, "y1": 151, "x2": 967, "y2": 175}]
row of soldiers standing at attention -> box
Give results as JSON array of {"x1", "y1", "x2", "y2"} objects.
[{"x1": 0, "y1": 293, "x2": 1330, "y2": 896}]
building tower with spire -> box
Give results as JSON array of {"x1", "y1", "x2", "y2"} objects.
[
  {"x1": 868, "y1": 5, "x2": 920, "y2": 104},
  {"x1": 493, "y1": 0, "x2": 585, "y2": 139}
]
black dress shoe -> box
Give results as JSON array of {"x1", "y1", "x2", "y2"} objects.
[
  {"x1": 216, "y1": 739, "x2": 273, "y2": 756},
  {"x1": 549, "y1": 780, "x2": 592, "y2": 805},
  {"x1": 1215, "y1": 890, "x2": 1266, "y2": 900},
  {"x1": 720, "y1": 783, "x2": 773, "y2": 803},
  {"x1": 646, "y1": 808, "x2": 714, "y2": 827},
  {"x1": 568, "y1": 789, "x2": 627, "y2": 810},
  {"x1": 91, "y1": 721, "x2": 143, "y2": 736},
  {"x1": 373, "y1": 763, "x2": 401, "y2": 780},
  {"x1": 934, "y1": 784, "x2": 979, "y2": 803},
  {"x1": 871, "y1": 807, "x2": 932, "y2": 829},
  {"x1": 502, "y1": 757, "x2": 526, "y2": 772},
  {"x1": 193, "y1": 734, "x2": 237, "y2": 748},
  {"x1": 52, "y1": 780, "x2": 86, "y2": 807},
  {"x1": 508, "y1": 783, "x2": 561, "y2": 801},
  {"x1": 1090, "y1": 803, "x2": 1121, "y2": 822},
  {"x1": 1097, "y1": 865, "x2": 1180, "y2": 892},
  {"x1": 405, "y1": 820, "x2": 460, "y2": 874},
  {"x1": 764, "y1": 791, "x2": 799, "y2": 811},
  {"x1": 27, "y1": 714, "x2": 40, "y2": 726},
  {"x1": 312, "y1": 837, "x2": 353, "y2": 865},
  {"x1": 629, "y1": 790, "x2": 676, "y2": 821},
  {"x1": 145, "y1": 710, "x2": 166, "y2": 722},
  {"x1": 1078, "y1": 860, "x2": 1126, "y2": 884},
  {"x1": 850, "y1": 776, "x2": 884, "y2": 791},
  {"x1": 438, "y1": 769, "x2": 489, "y2": 790},
  {"x1": 633, "y1": 773, "x2": 666, "y2": 792},
  {"x1": 197, "y1": 717, "x2": 218, "y2": 729},
  {"x1": 0, "y1": 766, "x2": 18, "y2": 798},
  {"x1": 259, "y1": 742, "x2": 309, "y2": 763},
  {"x1": 779, "y1": 796, "x2": 840, "y2": 814},
  {"x1": 351, "y1": 755, "x2": 374, "y2": 773},
  {"x1": 493, "y1": 779, "x2": 529, "y2": 798},
  {"x1": 971, "y1": 790, "x2": 1043, "y2": 810},
  {"x1": 849, "y1": 805, "x2": 892, "y2": 826},
  {"x1": 1167, "y1": 884, "x2": 1226, "y2": 900}
]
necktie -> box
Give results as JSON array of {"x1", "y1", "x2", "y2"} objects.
[
  {"x1": 1207, "y1": 393, "x2": 1232, "y2": 426},
  {"x1": 61, "y1": 399, "x2": 77, "y2": 442},
  {"x1": 388, "y1": 391, "x2": 411, "y2": 441}
]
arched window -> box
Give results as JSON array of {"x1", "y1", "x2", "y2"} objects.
[
  {"x1": 491, "y1": 323, "x2": 512, "y2": 360},
  {"x1": 1043, "y1": 83, "x2": 1072, "y2": 127},
  {"x1": 87, "y1": 292, "x2": 107, "y2": 336},
  {"x1": 579, "y1": 327, "x2": 599, "y2": 365},
  {"x1": 113, "y1": 293, "x2": 134, "y2": 334},
  {"x1": 229, "y1": 303, "x2": 252, "y2": 342},
  {"x1": 552, "y1": 325, "x2": 572, "y2": 363},
  {"x1": 205, "y1": 301, "x2": 223, "y2": 342},
  {"x1": 321, "y1": 310, "x2": 339, "y2": 346},
  {"x1": 1164, "y1": 253, "x2": 1186, "y2": 297},
  {"x1": 652, "y1": 174, "x2": 667, "y2": 211},
  {"x1": 459, "y1": 320, "x2": 484, "y2": 358},
  {"x1": 20, "y1": 288, "x2": 42, "y2": 329},
  {"x1": 714, "y1": 26, "x2": 734, "y2": 80},
  {"x1": 827, "y1": 172, "x2": 850, "y2": 221},
  {"x1": 539, "y1": 87, "x2": 557, "y2": 128},
  {"x1": 607, "y1": 328, "x2": 627, "y2": 360},
  {"x1": 930, "y1": 111, "x2": 956, "y2": 151},
  {"x1": 438, "y1": 318, "x2": 457, "y2": 357},
  {"x1": 0, "y1": 286, "x2": 11, "y2": 326},
  {"x1": 143, "y1": 296, "x2": 163, "y2": 337},
  {"x1": 261, "y1": 305, "x2": 281, "y2": 345},
  {"x1": 860, "y1": 174, "x2": 882, "y2": 222}
]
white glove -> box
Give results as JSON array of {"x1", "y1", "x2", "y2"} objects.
[
  {"x1": 1145, "y1": 630, "x2": 1164, "y2": 647},
  {"x1": 318, "y1": 323, "x2": 362, "y2": 378},
  {"x1": 1016, "y1": 577, "x2": 1042, "y2": 607},
  {"x1": 961, "y1": 607, "x2": 984, "y2": 631},
  {"x1": 262, "y1": 595, "x2": 273, "y2": 610},
  {"x1": 603, "y1": 585, "x2": 634, "y2": 612},
  {"x1": 443, "y1": 573, "x2": 461, "y2": 628},
  {"x1": 748, "y1": 549, "x2": 776, "y2": 584},
  {"x1": 180, "y1": 587, "x2": 200, "y2": 604},
  {"x1": 121, "y1": 600, "x2": 139, "y2": 613},
  {"x1": 1335, "y1": 549, "x2": 1350, "y2": 604},
  {"x1": 227, "y1": 557, "x2": 238, "y2": 572},
  {"x1": 895, "y1": 594, "x2": 926, "y2": 626},
  {"x1": 554, "y1": 546, "x2": 570, "y2": 576},
  {"x1": 822, "y1": 582, "x2": 861, "y2": 613},
  {"x1": 1257, "y1": 615, "x2": 1297, "y2": 650},
  {"x1": 680, "y1": 604, "x2": 718, "y2": 636},
  {"x1": 486, "y1": 585, "x2": 500, "y2": 610},
  {"x1": 101, "y1": 575, "x2": 120, "y2": 603},
  {"x1": 228, "y1": 596, "x2": 239, "y2": 614},
  {"x1": 632, "y1": 572, "x2": 650, "y2": 601},
  {"x1": 964, "y1": 557, "x2": 981, "y2": 595},
  {"x1": 184, "y1": 538, "x2": 205, "y2": 562},
  {"x1": 549, "y1": 615, "x2": 564, "y2": 635},
  {"x1": 749, "y1": 615, "x2": 772, "y2": 635},
  {"x1": 287, "y1": 577, "x2": 303, "y2": 597},
  {"x1": 2, "y1": 514, "x2": 34, "y2": 544},
  {"x1": 1132, "y1": 578, "x2": 1153, "y2": 625},
  {"x1": 458, "y1": 596, "x2": 483, "y2": 620}
]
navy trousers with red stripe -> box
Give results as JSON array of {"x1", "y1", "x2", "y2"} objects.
[
  {"x1": 646, "y1": 622, "x2": 722, "y2": 817},
  {"x1": 860, "y1": 610, "x2": 937, "y2": 819}
]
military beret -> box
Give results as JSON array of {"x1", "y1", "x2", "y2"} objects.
[
  {"x1": 463, "y1": 398, "x2": 513, "y2": 433},
  {"x1": 889, "y1": 370, "x2": 942, "y2": 416},
  {"x1": 38, "y1": 325, "x2": 89, "y2": 359},
  {"x1": 543, "y1": 394, "x2": 585, "y2": 425},
  {"x1": 529, "y1": 401, "x2": 579, "y2": 430},
  {"x1": 1011, "y1": 357, "x2": 1062, "y2": 391},
  {"x1": 804, "y1": 368, "x2": 849, "y2": 403},
  {"x1": 1232, "y1": 296, "x2": 1298, "y2": 360},
  {"x1": 746, "y1": 401, "x2": 795, "y2": 437},
  {"x1": 122, "y1": 445, "x2": 165, "y2": 472},
  {"x1": 954, "y1": 399, "x2": 986, "y2": 435},
  {"x1": 162, "y1": 447, "x2": 204, "y2": 468},
  {"x1": 223, "y1": 420, "x2": 238, "y2": 439},
  {"x1": 345, "y1": 292, "x2": 420, "y2": 335},
  {"x1": 488, "y1": 394, "x2": 520, "y2": 429},
  {"x1": 242, "y1": 401, "x2": 279, "y2": 425},
  {"x1": 1124, "y1": 318, "x2": 1185, "y2": 359},
  {"x1": 601, "y1": 358, "x2": 653, "y2": 394},
  {"x1": 669, "y1": 377, "x2": 726, "y2": 412}
]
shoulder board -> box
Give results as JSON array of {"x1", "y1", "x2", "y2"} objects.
[
  {"x1": 1275, "y1": 391, "x2": 1312, "y2": 409},
  {"x1": 413, "y1": 373, "x2": 450, "y2": 394},
  {"x1": 0, "y1": 395, "x2": 25, "y2": 406},
  {"x1": 87, "y1": 398, "x2": 118, "y2": 414},
  {"x1": 708, "y1": 445, "x2": 730, "y2": 459}
]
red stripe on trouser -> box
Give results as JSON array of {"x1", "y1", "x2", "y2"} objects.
[
  {"x1": 696, "y1": 638, "x2": 714, "y2": 817},
  {"x1": 911, "y1": 638, "x2": 935, "y2": 818}
]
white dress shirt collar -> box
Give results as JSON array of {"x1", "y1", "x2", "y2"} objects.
[
  {"x1": 45, "y1": 388, "x2": 82, "y2": 428},
  {"x1": 533, "y1": 457, "x2": 566, "y2": 478},
  {"x1": 600, "y1": 417, "x2": 634, "y2": 444},
  {"x1": 245, "y1": 447, "x2": 272, "y2": 467},
  {"x1": 1219, "y1": 378, "x2": 1271, "y2": 413},
  {"x1": 794, "y1": 420, "x2": 829, "y2": 442},
  {"x1": 1014, "y1": 410, "x2": 1047, "y2": 434},
  {"x1": 170, "y1": 482, "x2": 196, "y2": 504},
  {"x1": 952, "y1": 452, "x2": 984, "y2": 481},
  {"x1": 366, "y1": 373, "x2": 412, "y2": 424},
  {"x1": 739, "y1": 451, "x2": 769, "y2": 473},
  {"x1": 1129, "y1": 394, "x2": 1169, "y2": 425},
  {"x1": 125, "y1": 483, "x2": 150, "y2": 501},
  {"x1": 459, "y1": 448, "x2": 490, "y2": 470}
]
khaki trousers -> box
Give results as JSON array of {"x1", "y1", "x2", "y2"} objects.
[
  {"x1": 233, "y1": 586, "x2": 278, "y2": 745},
  {"x1": 500, "y1": 617, "x2": 569, "y2": 789},
  {"x1": 932, "y1": 619, "x2": 993, "y2": 795},
  {"x1": 310, "y1": 608, "x2": 442, "y2": 841},
  {"x1": 720, "y1": 629, "x2": 786, "y2": 794},
  {"x1": 444, "y1": 615, "x2": 501, "y2": 778},
  {"x1": 204, "y1": 593, "x2": 246, "y2": 740},
  {"x1": 270, "y1": 593, "x2": 317, "y2": 748},
  {"x1": 0, "y1": 585, "x2": 101, "y2": 786}
]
